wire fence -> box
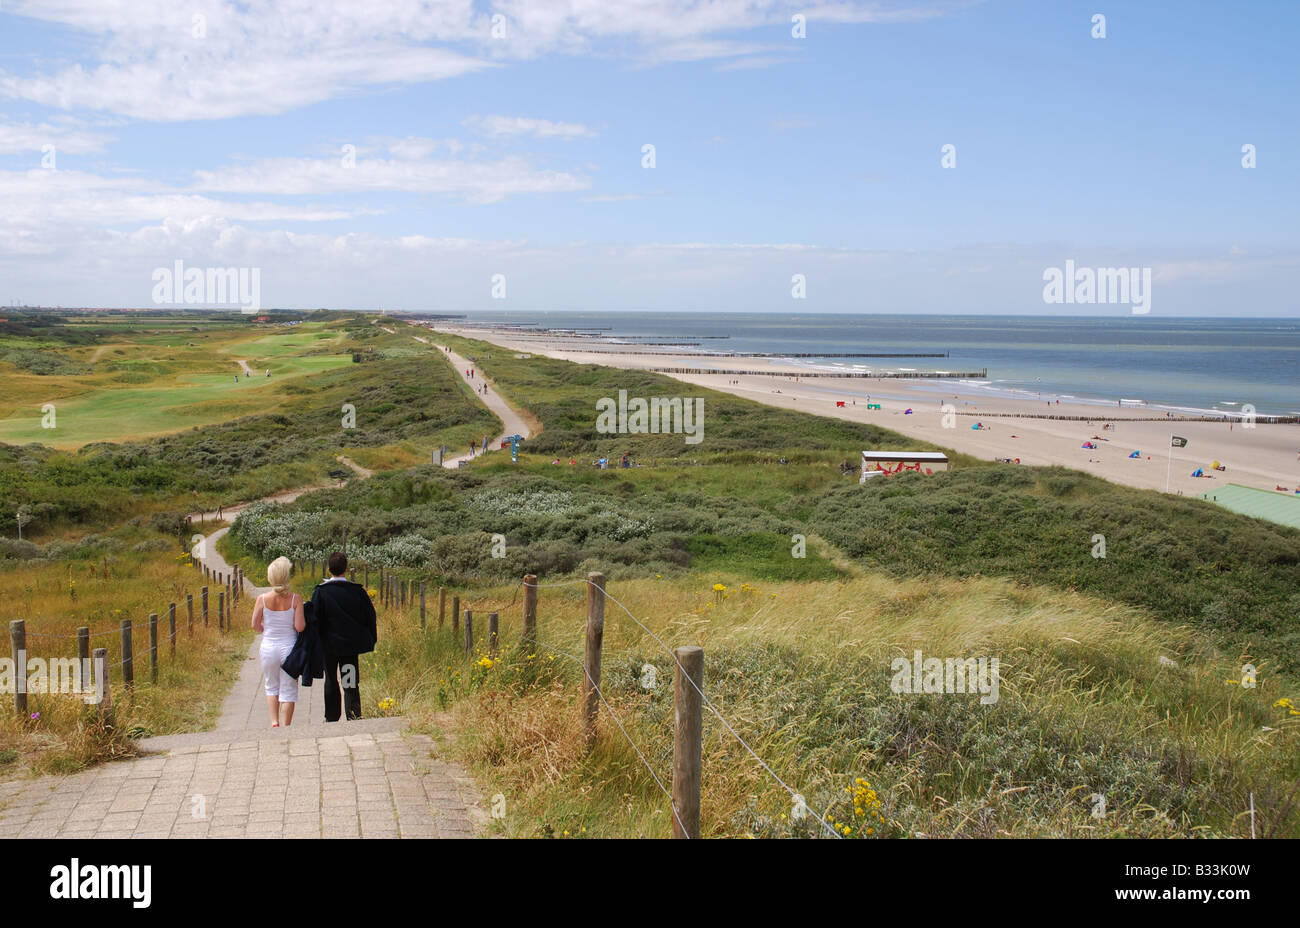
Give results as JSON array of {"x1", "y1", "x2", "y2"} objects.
[
  {"x1": 9, "y1": 546, "x2": 249, "y2": 712},
  {"x1": 371, "y1": 569, "x2": 839, "y2": 839}
]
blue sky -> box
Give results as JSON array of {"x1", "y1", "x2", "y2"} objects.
[{"x1": 0, "y1": 0, "x2": 1296, "y2": 314}]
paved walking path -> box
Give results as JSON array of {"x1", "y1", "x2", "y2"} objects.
[
  {"x1": 0, "y1": 326, "x2": 535, "y2": 840},
  {"x1": 410, "y1": 330, "x2": 536, "y2": 468},
  {"x1": 0, "y1": 627, "x2": 483, "y2": 839},
  {"x1": 0, "y1": 528, "x2": 485, "y2": 839}
]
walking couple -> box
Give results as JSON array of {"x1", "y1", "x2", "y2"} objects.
[{"x1": 251, "y1": 552, "x2": 377, "y2": 728}]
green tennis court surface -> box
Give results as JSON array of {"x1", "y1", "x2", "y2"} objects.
[{"x1": 1200, "y1": 483, "x2": 1300, "y2": 530}]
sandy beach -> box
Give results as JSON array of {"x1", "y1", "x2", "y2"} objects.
[{"x1": 424, "y1": 321, "x2": 1300, "y2": 500}]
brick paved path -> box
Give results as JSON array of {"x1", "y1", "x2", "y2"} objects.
[{"x1": 0, "y1": 638, "x2": 484, "y2": 839}]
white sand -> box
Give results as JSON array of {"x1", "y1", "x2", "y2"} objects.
[{"x1": 426, "y1": 323, "x2": 1300, "y2": 499}]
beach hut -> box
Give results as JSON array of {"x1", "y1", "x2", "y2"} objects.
[{"x1": 860, "y1": 450, "x2": 949, "y2": 483}]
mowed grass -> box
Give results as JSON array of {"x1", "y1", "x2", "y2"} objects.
[
  {"x1": 367, "y1": 572, "x2": 1300, "y2": 838},
  {"x1": 0, "y1": 549, "x2": 253, "y2": 780},
  {"x1": 0, "y1": 323, "x2": 351, "y2": 447}
]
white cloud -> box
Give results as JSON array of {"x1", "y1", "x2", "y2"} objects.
[
  {"x1": 0, "y1": 1, "x2": 965, "y2": 121},
  {"x1": 0, "y1": 120, "x2": 113, "y2": 154},
  {"x1": 463, "y1": 115, "x2": 596, "y2": 140},
  {"x1": 192, "y1": 154, "x2": 588, "y2": 203}
]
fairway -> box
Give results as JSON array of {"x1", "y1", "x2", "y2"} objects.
[{"x1": 0, "y1": 322, "x2": 353, "y2": 447}]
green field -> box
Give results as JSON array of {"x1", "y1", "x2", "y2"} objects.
[{"x1": 0, "y1": 320, "x2": 352, "y2": 447}]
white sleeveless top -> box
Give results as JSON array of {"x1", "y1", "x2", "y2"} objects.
[{"x1": 262, "y1": 594, "x2": 298, "y2": 643}]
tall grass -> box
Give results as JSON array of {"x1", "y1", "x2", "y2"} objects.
[
  {"x1": 365, "y1": 572, "x2": 1300, "y2": 838},
  {"x1": 0, "y1": 549, "x2": 253, "y2": 778}
]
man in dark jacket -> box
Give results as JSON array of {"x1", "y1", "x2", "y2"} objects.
[{"x1": 310, "y1": 551, "x2": 377, "y2": 722}]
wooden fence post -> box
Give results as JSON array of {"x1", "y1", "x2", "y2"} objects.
[
  {"x1": 186, "y1": 593, "x2": 194, "y2": 636},
  {"x1": 488, "y1": 612, "x2": 499, "y2": 656},
  {"x1": 121, "y1": 619, "x2": 134, "y2": 698},
  {"x1": 439, "y1": 588, "x2": 446, "y2": 629},
  {"x1": 168, "y1": 604, "x2": 176, "y2": 658},
  {"x1": 672, "y1": 646, "x2": 705, "y2": 839},
  {"x1": 364, "y1": 565, "x2": 369, "y2": 589},
  {"x1": 9, "y1": 620, "x2": 25, "y2": 716},
  {"x1": 420, "y1": 583, "x2": 427, "y2": 630},
  {"x1": 463, "y1": 610, "x2": 473, "y2": 654},
  {"x1": 78, "y1": 626, "x2": 90, "y2": 691},
  {"x1": 148, "y1": 613, "x2": 159, "y2": 684},
  {"x1": 93, "y1": 648, "x2": 112, "y2": 727},
  {"x1": 202, "y1": 587, "x2": 209, "y2": 627},
  {"x1": 218, "y1": 591, "x2": 226, "y2": 631},
  {"x1": 581, "y1": 572, "x2": 606, "y2": 750},
  {"x1": 523, "y1": 574, "x2": 537, "y2": 641}
]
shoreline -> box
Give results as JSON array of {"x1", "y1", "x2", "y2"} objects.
[{"x1": 424, "y1": 321, "x2": 1300, "y2": 500}]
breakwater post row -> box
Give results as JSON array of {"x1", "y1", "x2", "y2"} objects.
[
  {"x1": 648, "y1": 367, "x2": 987, "y2": 379},
  {"x1": 954, "y1": 412, "x2": 1300, "y2": 424}
]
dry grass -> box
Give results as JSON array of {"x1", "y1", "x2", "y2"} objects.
[
  {"x1": 0, "y1": 550, "x2": 253, "y2": 778},
  {"x1": 367, "y1": 570, "x2": 1300, "y2": 838}
]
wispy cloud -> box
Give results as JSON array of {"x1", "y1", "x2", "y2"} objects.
[{"x1": 463, "y1": 115, "x2": 597, "y2": 140}]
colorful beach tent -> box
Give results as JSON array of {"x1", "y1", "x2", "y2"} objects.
[
  {"x1": 1191, "y1": 468, "x2": 1204, "y2": 477},
  {"x1": 1128, "y1": 451, "x2": 1141, "y2": 458},
  {"x1": 1082, "y1": 442, "x2": 1097, "y2": 449}
]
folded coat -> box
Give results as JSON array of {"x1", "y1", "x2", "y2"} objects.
[{"x1": 280, "y1": 600, "x2": 325, "y2": 687}]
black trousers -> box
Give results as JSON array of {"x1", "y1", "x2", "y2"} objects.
[{"x1": 323, "y1": 651, "x2": 361, "y2": 722}]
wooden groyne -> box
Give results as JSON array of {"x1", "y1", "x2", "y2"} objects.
[
  {"x1": 648, "y1": 367, "x2": 987, "y2": 379},
  {"x1": 955, "y1": 411, "x2": 1300, "y2": 424}
]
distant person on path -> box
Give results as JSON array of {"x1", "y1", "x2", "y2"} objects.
[
  {"x1": 251, "y1": 557, "x2": 306, "y2": 728},
  {"x1": 470, "y1": 439, "x2": 476, "y2": 456},
  {"x1": 310, "y1": 552, "x2": 376, "y2": 723}
]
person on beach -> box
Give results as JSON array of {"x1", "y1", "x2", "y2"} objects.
[
  {"x1": 310, "y1": 552, "x2": 376, "y2": 722},
  {"x1": 251, "y1": 556, "x2": 306, "y2": 728}
]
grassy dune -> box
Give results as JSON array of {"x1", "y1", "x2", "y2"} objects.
[{"x1": 366, "y1": 573, "x2": 1300, "y2": 838}]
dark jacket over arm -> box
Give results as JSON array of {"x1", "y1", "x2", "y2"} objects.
[
  {"x1": 280, "y1": 600, "x2": 325, "y2": 687},
  {"x1": 310, "y1": 580, "x2": 378, "y2": 655}
]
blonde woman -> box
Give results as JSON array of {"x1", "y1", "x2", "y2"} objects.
[{"x1": 251, "y1": 557, "x2": 306, "y2": 727}]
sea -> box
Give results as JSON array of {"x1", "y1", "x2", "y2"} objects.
[{"x1": 441, "y1": 313, "x2": 1300, "y2": 418}]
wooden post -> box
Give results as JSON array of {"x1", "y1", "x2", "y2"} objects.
[
  {"x1": 672, "y1": 646, "x2": 705, "y2": 839},
  {"x1": 452, "y1": 596, "x2": 460, "y2": 635},
  {"x1": 463, "y1": 610, "x2": 473, "y2": 654},
  {"x1": 438, "y1": 587, "x2": 446, "y2": 629},
  {"x1": 121, "y1": 619, "x2": 134, "y2": 697},
  {"x1": 342, "y1": 527, "x2": 347, "y2": 557},
  {"x1": 202, "y1": 587, "x2": 209, "y2": 627},
  {"x1": 78, "y1": 626, "x2": 90, "y2": 691},
  {"x1": 523, "y1": 574, "x2": 537, "y2": 641},
  {"x1": 420, "y1": 583, "x2": 427, "y2": 630},
  {"x1": 9, "y1": 620, "x2": 25, "y2": 716},
  {"x1": 488, "y1": 612, "x2": 499, "y2": 656},
  {"x1": 186, "y1": 593, "x2": 194, "y2": 636},
  {"x1": 148, "y1": 613, "x2": 159, "y2": 684},
  {"x1": 218, "y1": 590, "x2": 225, "y2": 631},
  {"x1": 93, "y1": 648, "x2": 112, "y2": 727},
  {"x1": 349, "y1": 568, "x2": 355, "y2": 582},
  {"x1": 581, "y1": 572, "x2": 606, "y2": 750},
  {"x1": 364, "y1": 565, "x2": 369, "y2": 589},
  {"x1": 168, "y1": 604, "x2": 176, "y2": 658}
]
